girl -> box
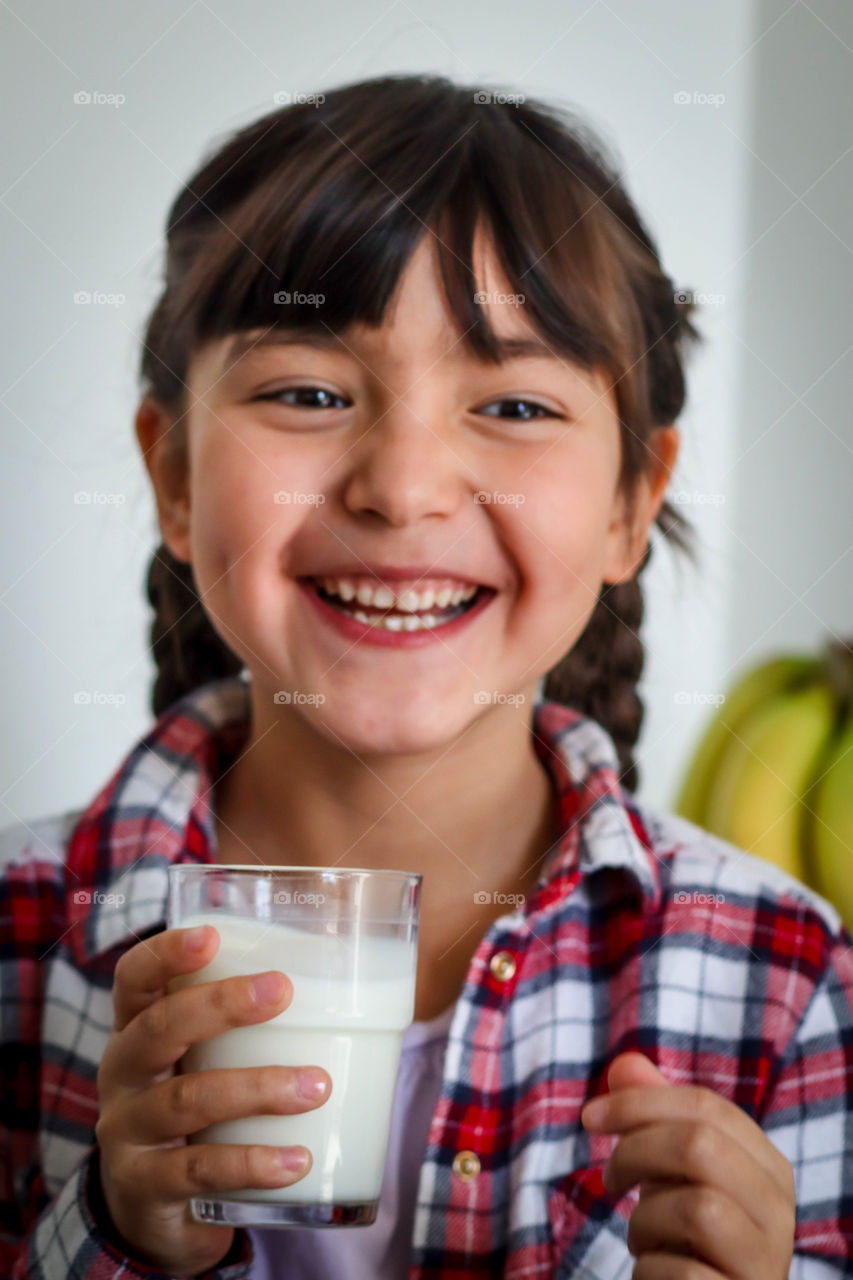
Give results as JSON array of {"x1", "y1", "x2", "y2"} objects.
[{"x1": 1, "y1": 73, "x2": 850, "y2": 1280}]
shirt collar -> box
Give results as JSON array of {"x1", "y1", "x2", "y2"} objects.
[{"x1": 65, "y1": 676, "x2": 659, "y2": 967}]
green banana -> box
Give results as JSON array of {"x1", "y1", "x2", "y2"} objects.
[
  {"x1": 701, "y1": 680, "x2": 838, "y2": 883},
  {"x1": 673, "y1": 654, "x2": 823, "y2": 828},
  {"x1": 806, "y1": 708, "x2": 853, "y2": 932}
]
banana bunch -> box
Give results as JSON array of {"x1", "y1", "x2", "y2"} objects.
[{"x1": 673, "y1": 639, "x2": 853, "y2": 930}]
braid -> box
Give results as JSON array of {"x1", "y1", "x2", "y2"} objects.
[
  {"x1": 543, "y1": 544, "x2": 651, "y2": 795},
  {"x1": 145, "y1": 543, "x2": 243, "y2": 718}
]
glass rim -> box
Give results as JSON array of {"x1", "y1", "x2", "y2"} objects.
[{"x1": 168, "y1": 863, "x2": 422, "y2": 882}]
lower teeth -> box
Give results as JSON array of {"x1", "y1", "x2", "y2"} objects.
[{"x1": 317, "y1": 588, "x2": 476, "y2": 631}]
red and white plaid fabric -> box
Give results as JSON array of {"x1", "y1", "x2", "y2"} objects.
[{"x1": 1, "y1": 673, "x2": 851, "y2": 1277}]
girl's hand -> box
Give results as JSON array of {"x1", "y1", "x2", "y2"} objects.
[
  {"x1": 580, "y1": 1052, "x2": 796, "y2": 1280},
  {"x1": 95, "y1": 925, "x2": 331, "y2": 1278}
]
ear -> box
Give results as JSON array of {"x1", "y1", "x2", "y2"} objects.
[
  {"x1": 601, "y1": 425, "x2": 680, "y2": 586},
  {"x1": 134, "y1": 395, "x2": 192, "y2": 565}
]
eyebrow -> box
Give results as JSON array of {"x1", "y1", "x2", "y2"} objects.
[{"x1": 224, "y1": 327, "x2": 566, "y2": 367}]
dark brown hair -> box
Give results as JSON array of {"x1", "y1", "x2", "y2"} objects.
[{"x1": 140, "y1": 73, "x2": 703, "y2": 793}]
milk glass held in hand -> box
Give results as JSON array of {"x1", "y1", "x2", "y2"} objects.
[{"x1": 164, "y1": 863, "x2": 421, "y2": 1229}]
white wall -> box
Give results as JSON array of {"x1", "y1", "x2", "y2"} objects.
[{"x1": 2, "y1": 0, "x2": 838, "y2": 831}]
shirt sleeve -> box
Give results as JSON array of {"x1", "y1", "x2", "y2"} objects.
[
  {"x1": 758, "y1": 928, "x2": 853, "y2": 1277},
  {"x1": 2, "y1": 1144, "x2": 255, "y2": 1279}
]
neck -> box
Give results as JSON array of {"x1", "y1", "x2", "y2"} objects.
[
  {"x1": 212, "y1": 687, "x2": 560, "y2": 1017},
  {"x1": 214, "y1": 685, "x2": 558, "y2": 889}
]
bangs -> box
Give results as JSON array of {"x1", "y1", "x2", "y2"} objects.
[{"x1": 164, "y1": 77, "x2": 644, "y2": 392}]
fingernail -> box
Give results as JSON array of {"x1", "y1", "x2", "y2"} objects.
[
  {"x1": 276, "y1": 1147, "x2": 309, "y2": 1173},
  {"x1": 252, "y1": 971, "x2": 286, "y2": 1004},
  {"x1": 298, "y1": 1069, "x2": 329, "y2": 1100},
  {"x1": 185, "y1": 926, "x2": 209, "y2": 950}
]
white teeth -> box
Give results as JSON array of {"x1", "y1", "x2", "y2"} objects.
[{"x1": 316, "y1": 576, "x2": 480, "y2": 612}]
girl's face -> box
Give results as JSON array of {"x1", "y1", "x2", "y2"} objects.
[{"x1": 140, "y1": 232, "x2": 677, "y2": 757}]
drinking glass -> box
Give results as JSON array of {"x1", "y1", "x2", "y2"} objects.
[{"x1": 166, "y1": 863, "x2": 422, "y2": 1228}]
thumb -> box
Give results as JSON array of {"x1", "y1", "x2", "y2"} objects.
[{"x1": 605, "y1": 1051, "x2": 670, "y2": 1094}]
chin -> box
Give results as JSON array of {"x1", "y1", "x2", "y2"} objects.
[{"x1": 307, "y1": 688, "x2": 485, "y2": 759}]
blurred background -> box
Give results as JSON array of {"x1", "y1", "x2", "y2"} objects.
[{"x1": 0, "y1": 0, "x2": 850, "y2": 828}]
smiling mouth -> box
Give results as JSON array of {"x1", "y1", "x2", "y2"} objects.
[{"x1": 310, "y1": 579, "x2": 493, "y2": 631}]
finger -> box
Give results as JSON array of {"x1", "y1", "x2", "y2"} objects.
[
  {"x1": 124, "y1": 1141, "x2": 313, "y2": 1203},
  {"x1": 632, "y1": 1253, "x2": 723, "y2": 1280},
  {"x1": 604, "y1": 1120, "x2": 791, "y2": 1236},
  {"x1": 104, "y1": 968, "x2": 293, "y2": 1085},
  {"x1": 583, "y1": 1084, "x2": 794, "y2": 1201},
  {"x1": 108, "y1": 1065, "x2": 331, "y2": 1144},
  {"x1": 626, "y1": 1183, "x2": 766, "y2": 1280},
  {"x1": 111, "y1": 926, "x2": 221, "y2": 1032}
]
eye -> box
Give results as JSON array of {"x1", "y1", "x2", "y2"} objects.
[
  {"x1": 477, "y1": 398, "x2": 560, "y2": 421},
  {"x1": 255, "y1": 385, "x2": 350, "y2": 410}
]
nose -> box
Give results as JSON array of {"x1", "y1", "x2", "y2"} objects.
[{"x1": 341, "y1": 411, "x2": 470, "y2": 527}]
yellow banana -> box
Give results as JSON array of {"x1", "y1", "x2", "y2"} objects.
[
  {"x1": 673, "y1": 654, "x2": 822, "y2": 827},
  {"x1": 701, "y1": 680, "x2": 838, "y2": 884},
  {"x1": 806, "y1": 708, "x2": 853, "y2": 932}
]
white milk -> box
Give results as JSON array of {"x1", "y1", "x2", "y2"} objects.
[{"x1": 166, "y1": 913, "x2": 416, "y2": 1204}]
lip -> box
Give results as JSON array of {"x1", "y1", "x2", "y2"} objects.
[
  {"x1": 297, "y1": 577, "x2": 498, "y2": 648},
  {"x1": 296, "y1": 564, "x2": 493, "y2": 589}
]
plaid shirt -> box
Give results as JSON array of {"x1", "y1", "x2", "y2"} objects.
[{"x1": 1, "y1": 673, "x2": 851, "y2": 1279}]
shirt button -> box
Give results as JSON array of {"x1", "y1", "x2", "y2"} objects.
[
  {"x1": 453, "y1": 1150, "x2": 481, "y2": 1181},
  {"x1": 490, "y1": 950, "x2": 516, "y2": 982}
]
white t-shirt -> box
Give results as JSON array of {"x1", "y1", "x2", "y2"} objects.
[{"x1": 249, "y1": 1001, "x2": 455, "y2": 1278}]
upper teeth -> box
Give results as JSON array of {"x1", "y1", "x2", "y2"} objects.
[{"x1": 316, "y1": 577, "x2": 479, "y2": 612}]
